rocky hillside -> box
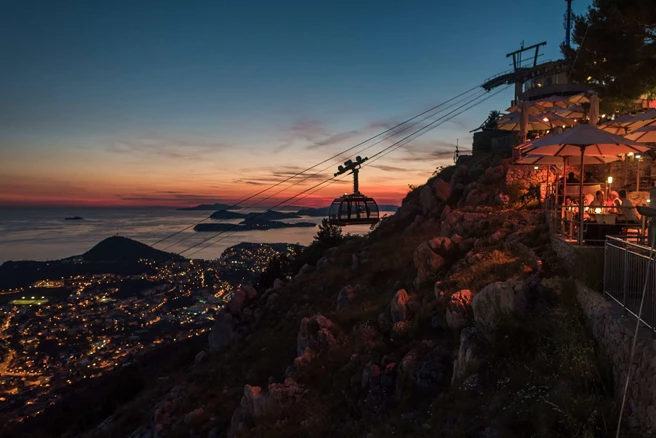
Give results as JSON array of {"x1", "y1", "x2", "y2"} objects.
[{"x1": 65, "y1": 154, "x2": 626, "y2": 437}]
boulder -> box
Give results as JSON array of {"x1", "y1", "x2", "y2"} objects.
[
  {"x1": 390, "y1": 289, "x2": 411, "y2": 323},
  {"x1": 445, "y1": 289, "x2": 474, "y2": 329},
  {"x1": 273, "y1": 278, "x2": 284, "y2": 289},
  {"x1": 296, "y1": 263, "x2": 314, "y2": 278},
  {"x1": 194, "y1": 350, "x2": 207, "y2": 364},
  {"x1": 265, "y1": 293, "x2": 278, "y2": 310},
  {"x1": 241, "y1": 385, "x2": 271, "y2": 417},
  {"x1": 428, "y1": 236, "x2": 454, "y2": 256},
  {"x1": 296, "y1": 314, "x2": 337, "y2": 356},
  {"x1": 420, "y1": 185, "x2": 436, "y2": 215},
  {"x1": 472, "y1": 280, "x2": 528, "y2": 333},
  {"x1": 434, "y1": 179, "x2": 452, "y2": 202},
  {"x1": 184, "y1": 408, "x2": 205, "y2": 427},
  {"x1": 228, "y1": 289, "x2": 247, "y2": 315},
  {"x1": 413, "y1": 242, "x2": 447, "y2": 285},
  {"x1": 242, "y1": 285, "x2": 257, "y2": 300},
  {"x1": 336, "y1": 285, "x2": 356, "y2": 310},
  {"x1": 398, "y1": 347, "x2": 450, "y2": 393},
  {"x1": 452, "y1": 326, "x2": 483, "y2": 386},
  {"x1": 208, "y1": 312, "x2": 236, "y2": 353}
]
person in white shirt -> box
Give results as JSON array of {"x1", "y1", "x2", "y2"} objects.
[{"x1": 618, "y1": 190, "x2": 641, "y2": 222}]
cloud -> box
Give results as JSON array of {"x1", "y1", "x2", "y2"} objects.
[
  {"x1": 105, "y1": 134, "x2": 229, "y2": 160},
  {"x1": 370, "y1": 164, "x2": 407, "y2": 172}
]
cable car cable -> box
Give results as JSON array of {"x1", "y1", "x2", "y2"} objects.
[
  {"x1": 149, "y1": 84, "x2": 487, "y2": 248},
  {"x1": 179, "y1": 87, "x2": 505, "y2": 257},
  {"x1": 159, "y1": 88, "x2": 489, "y2": 251}
]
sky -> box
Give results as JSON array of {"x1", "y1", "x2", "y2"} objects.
[{"x1": 0, "y1": 0, "x2": 590, "y2": 207}]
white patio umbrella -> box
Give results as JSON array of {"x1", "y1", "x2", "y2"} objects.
[
  {"x1": 522, "y1": 125, "x2": 650, "y2": 243},
  {"x1": 624, "y1": 109, "x2": 656, "y2": 130},
  {"x1": 535, "y1": 95, "x2": 570, "y2": 108},
  {"x1": 554, "y1": 105, "x2": 585, "y2": 119},
  {"x1": 567, "y1": 93, "x2": 591, "y2": 105},
  {"x1": 516, "y1": 154, "x2": 620, "y2": 165},
  {"x1": 598, "y1": 121, "x2": 629, "y2": 135},
  {"x1": 505, "y1": 102, "x2": 547, "y2": 114},
  {"x1": 625, "y1": 125, "x2": 656, "y2": 143},
  {"x1": 537, "y1": 112, "x2": 578, "y2": 128},
  {"x1": 498, "y1": 112, "x2": 551, "y2": 132}
]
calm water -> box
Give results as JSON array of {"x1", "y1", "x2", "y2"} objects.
[{"x1": 0, "y1": 207, "x2": 392, "y2": 263}]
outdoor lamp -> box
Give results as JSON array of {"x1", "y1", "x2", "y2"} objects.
[
  {"x1": 636, "y1": 155, "x2": 642, "y2": 160},
  {"x1": 533, "y1": 166, "x2": 539, "y2": 170},
  {"x1": 542, "y1": 117, "x2": 549, "y2": 122},
  {"x1": 628, "y1": 152, "x2": 634, "y2": 157},
  {"x1": 594, "y1": 208, "x2": 602, "y2": 214},
  {"x1": 607, "y1": 176, "x2": 613, "y2": 184}
]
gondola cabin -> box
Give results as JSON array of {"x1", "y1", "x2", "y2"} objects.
[
  {"x1": 329, "y1": 194, "x2": 379, "y2": 226},
  {"x1": 328, "y1": 156, "x2": 380, "y2": 226}
]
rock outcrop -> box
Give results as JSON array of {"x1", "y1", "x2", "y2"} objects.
[
  {"x1": 472, "y1": 280, "x2": 528, "y2": 334},
  {"x1": 390, "y1": 289, "x2": 411, "y2": 323},
  {"x1": 445, "y1": 289, "x2": 474, "y2": 329},
  {"x1": 451, "y1": 326, "x2": 483, "y2": 386},
  {"x1": 208, "y1": 312, "x2": 236, "y2": 353}
]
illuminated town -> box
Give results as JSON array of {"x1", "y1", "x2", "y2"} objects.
[{"x1": 0, "y1": 242, "x2": 297, "y2": 425}]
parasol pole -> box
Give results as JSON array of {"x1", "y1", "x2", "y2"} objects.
[{"x1": 579, "y1": 147, "x2": 585, "y2": 245}]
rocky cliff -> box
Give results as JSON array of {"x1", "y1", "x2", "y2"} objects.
[{"x1": 82, "y1": 154, "x2": 626, "y2": 438}]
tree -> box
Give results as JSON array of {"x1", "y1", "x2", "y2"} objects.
[
  {"x1": 562, "y1": 0, "x2": 656, "y2": 113},
  {"x1": 483, "y1": 110, "x2": 501, "y2": 129},
  {"x1": 314, "y1": 218, "x2": 343, "y2": 246}
]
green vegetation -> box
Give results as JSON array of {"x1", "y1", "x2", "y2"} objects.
[{"x1": 564, "y1": 0, "x2": 656, "y2": 112}]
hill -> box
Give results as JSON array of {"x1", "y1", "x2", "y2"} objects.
[
  {"x1": 9, "y1": 154, "x2": 619, "y2": 438},
  {"x1": 82, "y1": 236, "x2": 180, "y2": 262}
]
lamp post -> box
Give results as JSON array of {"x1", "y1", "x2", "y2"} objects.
[{"x1": 636, "y1": 155, "x2": 642, "y2": 191}]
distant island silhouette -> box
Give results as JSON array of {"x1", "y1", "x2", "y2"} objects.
[
  {"x1": 64, "y1": 216, "x2": 83, "y2": 220},
  {"x1": 208, "y1": 210, "x2": 301, "y2": 220},
  {"x1": 194, "y1": 219, "x2": 316, "y2": 232},
  {"x1": 82, "y1": 236, "x2": 182, "y2": 263},
  {"x1": 177, "y1": 203, "x2": 231, "y2": 211}
]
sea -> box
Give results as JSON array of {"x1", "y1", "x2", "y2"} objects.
[{"x1": 0, "y1": 207, "x2": 397, "y2": 264}]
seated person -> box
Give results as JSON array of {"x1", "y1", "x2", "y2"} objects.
[
  {"x1": 588, "y1": 190, "x2": 606, "y2": 219},
  {"x1": 607, "y1": 191, "x2": 622, "y2": 215},
  {"x1": 566, "y1": 172, "x2": 580, "y2": 184},
  {"x1": 618, "y1": 190, "x2": 641, "y2": 222},
  {"x1": 584, "y1": 172, "x2": 599, "y2": 183}
]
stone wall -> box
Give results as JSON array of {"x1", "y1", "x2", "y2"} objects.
[
  {"x1": 576, "y1": 282, "x2": 656, "y2": 434},
  {"x1": 609, "y1": 159, "x2": 654, "y2": 192},
  {"x1": 505, "y1": 165, "x2": 562, "y2": 194}
]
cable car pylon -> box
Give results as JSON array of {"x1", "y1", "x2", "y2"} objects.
[{"x1": 328, "y1": 156, "x2": 379, "y2": 226}]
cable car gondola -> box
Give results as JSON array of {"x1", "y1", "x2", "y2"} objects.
[{"x1": 328, "y1": 156, "x2": 380, "y2": 226}]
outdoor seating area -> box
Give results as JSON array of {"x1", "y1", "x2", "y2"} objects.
[{"x1": 508, "y1": 92, "x2": 656, "y2": 246}]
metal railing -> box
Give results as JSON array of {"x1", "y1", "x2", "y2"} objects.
[{"x1": 604, "y1": 236, "x2": 656, "y2": 333}]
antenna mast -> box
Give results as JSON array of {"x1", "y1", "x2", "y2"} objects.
[{"x1": 564, "y1": 0, "x2": 573, "y2": 48}]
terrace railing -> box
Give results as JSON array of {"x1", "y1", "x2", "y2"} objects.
[{"x1": 604, "y1": 236, "x2": 656, "y2": 333}]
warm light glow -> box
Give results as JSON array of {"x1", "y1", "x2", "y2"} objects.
[
  {"x1": 594, "y1": 207, "x2": 602, "y2": 214},
  {"x1": 586, "y1": 76, "x2": 593, "y2": 81},
  {"x1": 533, "y1": 166, "x2": 539, "y2": 170},
  {"x1": 628, "y1": 152, "x2": 634, "y2": 157},
  {"x1": 636, "y1": 155, "x2": 642, "y2": 160},
  {"x1": 542, "y1": 117, "x2": 549, "y2": 122},
  {"x1": 607, "y1": 176, "x2": 613, "y2": 184}
]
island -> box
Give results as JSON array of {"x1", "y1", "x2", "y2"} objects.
[
  {"x1": 64, "y1": 216, "x2": 83, "y2": 220},
  {"x1": 177, "y1": 203, "x2": 231, "y2": 211},
  {"x1": 208, "y1": 210, "x2": 301, "y2": 220},
  {"x1": 295, "y1": 205, "x2": 400, "y2": 216},
  {"x1": 194, "y1": 219, "x2": 316, "y2": 232}
]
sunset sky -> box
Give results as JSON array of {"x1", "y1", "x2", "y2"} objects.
[{"x1": 0, "y1": 0, "x2": 588, "y2": 207}]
